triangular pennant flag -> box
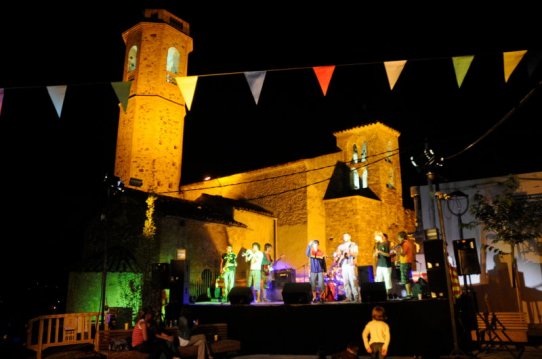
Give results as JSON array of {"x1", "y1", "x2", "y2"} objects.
[
  {"x1": 244, "y1": 71, "x2": 267, "y2": 105},
  {"x1": 526, "y1": 50, "x2": 542, "y2": 77},
  {"x1": 111, "y1": 81, "x2": 132, "y2": 113},
  {"x1": 384, "y1": 60, "x2": 407, "y2": 90},
  {"x1": 0, "y1": 88, "x2": 4, "y2": 117},
  {"x1": 503, "y1": 50, "x2": 527, "y2": 83},
  {"x1": 313, "y1": 66, "x2": 336, "y2": 96},
  {"x1": 452, "y1": 55, "x2": 475, "y2": 88},
  {"x1": 46, "y1": 85, "x2": 67, "y2": 118},
  {"x1": 176, "y1": 76, "x2": 199, "y2": 111}
]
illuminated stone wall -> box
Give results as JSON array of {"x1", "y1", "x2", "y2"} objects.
[
  {"x1": 157, "y1": 208, "x2": 275, "y2": 290},
  {"x1": 179, "y1": 123, "x2": 416, "y2": 277}
]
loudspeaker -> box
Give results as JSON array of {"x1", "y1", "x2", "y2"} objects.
[
  {"x1": 358, "y1": 265, "x2": 374, "y2": 283},
  {"x1": 152, "y1": 263, "x2": 170, "y2": 288},
  {"x1": 170, "y1": 260, "x2": 190, "y2": 304},
  {"x1": 282, "y1": 282, "x2": 312, "y2": 304},
  {"x1": 273, "y1": 269, "x2": 296, "y2": 289},
  {"x1": 360, "y1": 282, "x2": 387, "y2": 302},
  {"x1": 423, "y1": 240, "x2": 449, "y2": 298},
  {"x1": 228, "y1": 286, "x2": 254, "y2": 304},
  {"x1": 453, "y1": 239, "x2": 481, "y2": 275}
]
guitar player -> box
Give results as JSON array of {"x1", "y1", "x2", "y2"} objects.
[{"x1": 334, "y1": 233, "x2": 361, "y2": 302}]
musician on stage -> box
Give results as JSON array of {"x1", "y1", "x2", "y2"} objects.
[
  {"x1": 334, "y1": 233, "x2": 360, "y2": 302},
  {"x1": 306, "y1": 239, "x2": 327, "y2": 303},
  {"x1": 261, "y1": 243, "x2": 274, "y2": 302},
  {"x1": 373, "y1": 231, "x2": 393, "y2": 298},
  {"x1": 220, "y1": 244, "x2": 237, "y2": 302},
  {"x1": 243, "y1": 242, "x2": 264, "y2": 302},
  {"x1": 395, "y1": 231, "x2": 416, "y2": 298}
]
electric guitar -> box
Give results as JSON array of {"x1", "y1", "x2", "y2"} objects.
[{"x1": 262, "y1": 254, "x2": 285, "y2": 275}]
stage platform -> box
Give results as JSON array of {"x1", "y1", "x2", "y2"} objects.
[{"x1": 186, "y1": 297, "x2": 455, "y2": 358}]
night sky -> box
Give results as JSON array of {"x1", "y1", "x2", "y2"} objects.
[{"x1": 1, "y1": 2, "x2": 541, "y2": 333}]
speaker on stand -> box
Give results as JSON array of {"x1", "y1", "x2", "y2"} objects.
[
  {"x1": 170, "y1": 260, "x2": 190, "y2": 305},
  {"x1": 423, "y1": 240, "x2": 449, "y2": 298}
]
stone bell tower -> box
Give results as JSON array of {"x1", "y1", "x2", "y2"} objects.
[{"x1": 114, "y1": 9, "x2": 193, "y2": 194}]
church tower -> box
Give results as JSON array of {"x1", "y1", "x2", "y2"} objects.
[{"x1": 115, "y1": 9, "x2": 193, "y2": 194}]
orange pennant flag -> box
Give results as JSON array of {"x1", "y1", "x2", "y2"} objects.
[
  {"x1": 384, "y1": 60, "x2": 407, "y2": 90},
  {"x1": 313, "y1": 66, "x2": 335, "y2": 96},
  {"x1": 176, "y1": 76, "x2": 199, "y2": 111},
  {"x1": 503, "y1": 50, "x2": 527, "y2": 83}
]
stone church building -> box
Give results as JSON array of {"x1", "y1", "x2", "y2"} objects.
[{"x1": 67, "y1": 9, "x2": 415, "y2": 314}]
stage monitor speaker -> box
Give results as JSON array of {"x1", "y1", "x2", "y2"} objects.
[
  {"x1": 152, "y1": 263, "x2": 170, "y2": 288},
  {"x1": 282, "y1": 282, "x2": 312, "y2": 304},
  {"x1": 358, "y1": 265, "x2": 374, "y2": 283},
  {"x1": 453, "y1": 239, "x2": 481, "y2": 275},
  {"x1": 360, "y1": 282, "x2": 387, "y2": 302},
  {"x1": 228, "y1": 286, "x2": 254, "y2": 304},
  {"x1": 170, "y1": 260, "x2": 190, "y2": 304}
]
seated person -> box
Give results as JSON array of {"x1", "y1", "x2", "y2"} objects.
[
  {"x1": 176, "y1": 305, "x2": 213, "y2": 359},
  {"x1": 132, "y1": 306, "x2": 176, "y2": 359}
]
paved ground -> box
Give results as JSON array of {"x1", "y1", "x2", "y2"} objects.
[{"x1": 231, "y1": 344, "x2": 542, "y2": 359}]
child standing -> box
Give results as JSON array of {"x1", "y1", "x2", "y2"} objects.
[{"x1": 362, "y1": 306, "x2": 390, "y2": 359}]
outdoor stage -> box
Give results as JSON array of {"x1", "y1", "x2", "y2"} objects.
[{"x1": 188, "y1": 297, "x2": 455, "y2": 357}]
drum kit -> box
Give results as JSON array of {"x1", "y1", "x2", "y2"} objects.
[{"x1": 321, "y1": 262, "x2": 344, "y2": 302}]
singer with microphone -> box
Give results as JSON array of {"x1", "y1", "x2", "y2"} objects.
[{"x1": 243, "y1": 242, "x2": 263, "y2": 303}]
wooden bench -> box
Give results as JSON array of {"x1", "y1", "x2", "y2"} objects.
[
  {"x1": 100, "y1": 323, "x2": 241, "y2": 358},
  {"x1": 471, "y1": 311, "x2": 528, "y2": 359}
]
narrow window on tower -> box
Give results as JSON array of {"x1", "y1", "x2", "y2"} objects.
[
  {"x1": 352, "y1": 144, "x2": 359, "y2": 164},
  {"x1": 386, "y1": 169, "x2": 395, "y2": 189},
  {"x1": 128, "y1": 45, "x2": 138, "y2": 72},
  {"x1": 385, "y1": 140, "x2": 393, "y2": 163},
  {"x1": 166, "y1": 47, "x2": 181, "y2": 84},
  {"x1": 361, "y1": 142, "x2": 367, "y2": 162},
  {"x1": 362, "y1": 167, "x2": 368, "y2": 188}
]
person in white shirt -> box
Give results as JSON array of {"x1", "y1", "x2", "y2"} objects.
[
  {"x1": 334, "y1": 233, "x2": 360, "y2": 302},
  {"x1": 244, "y1": 242, "x2": 264, "y2": 302},
  {"x1": 362, "y1": 306, "x2": 390, "y2": 359}
]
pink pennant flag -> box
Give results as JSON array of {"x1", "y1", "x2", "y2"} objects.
[
  {"x1": 46, "y1": 85, "x2": 67, "y2": 118},
  {"x1": 0, "y1": 88, "x2": 4, "y2": 116},
  {"x1": 503, "y1": 50, "x2": 527, "y2": 83},
  {"x1": 313, "y1": 66, "x2": 336, "y2": 96},
  {"x1": 384, "y1": 60, "x2": 407, "y2": 90},
  {"x1": 452, "y1": 55, "x2": 474, "y2": 88},
  {"x1": 244, "y1": 71, "x2": 267, "y2": 105},
  {"x1": 111, "y1": 81, "x2": 132, "y2": 113},
  {"x1": 176, "y1": 76, "x2": 199, "y2": 111}
]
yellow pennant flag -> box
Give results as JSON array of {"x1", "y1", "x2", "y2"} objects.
[
  {"x1": 503, "y1": 50, "x2": 527, "y2": 83},
  {"x1": 452, "y1": 55, "x2": 474, "y2": 88},
  {"x1": 313, "y1": 66, "x2": 335, "y2": 96},
  {"x1": 384, "y1": 60, "x2": 407, "y2": 90},
  {"x1": 176, "y1": 76, "x2": 199, "y2": 111}
]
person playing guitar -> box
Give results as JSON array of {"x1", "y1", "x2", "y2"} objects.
[
  {"x1": 220, "y1": 244, "x2": 237, "y2": 302},
  {"x1": 261, "y1": 243, "x2": 285, "y2": 302}
]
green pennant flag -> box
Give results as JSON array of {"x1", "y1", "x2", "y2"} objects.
[
  {"x1": 111, "y1": 81, "x2": 132, "y2": 113},
  {"x1": 452, "y1": 55, "x2": 474, "y2": 88}
]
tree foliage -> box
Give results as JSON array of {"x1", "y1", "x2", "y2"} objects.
[{"x1": 468, "y1": 175, "x2": 542, "y2": 255}]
